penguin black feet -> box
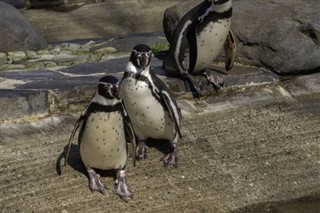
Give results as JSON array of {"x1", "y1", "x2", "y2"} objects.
[
  {"x1": 136, "y1": 141, "x2": 147, "y2": 160},
  {"x1": 183, "y1": 72, "x2": 202, "y2": 98},
  {"x1": 113, "y1": 170, "x2": 133, "y2": 201},
  {"x1": 86, "y1": 166, "x2": 107, "y2": 195},
  {"x1": 163, "y1": 144, "x2": 178, "y2": 168},
  {"x1": 203, "y1": 69, "x2": 225, "y2": 91}
]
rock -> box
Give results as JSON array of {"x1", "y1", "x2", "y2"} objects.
[
  {"x1": 52, "y1": 54, "x2": 87, "y2": 64},
  {"x1": 0, "y1": 2, "x2": 47, "y2": 52},
  {"x1": 0, "y1": 64, "x2": 26, "y2": 71},
  {"x1": 37, "y1": 50, "x2": 51, "y2": 55},
  {"x1": 25, "y1": 51, "x2": 38, "y2": 59},
  {"x1": 163, "y1": 0, "x2": 320, "y2": 74},
  {"x1": 94, "y1": 47, "x2": 117, "y2": 54},
  {"x1": 7, "y1": 51, "x2": 27, "y2": 64},
  {"x1": 0, "y1": 53, "x2": 7, "y2": 65},
  {"x1": 28, "y1": 55, "x2": 54, "y2": 63},
  {"x1": 0, "y1": 0, "x2": 26, "y2": 8}
]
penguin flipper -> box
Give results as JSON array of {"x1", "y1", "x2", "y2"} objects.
[
  {"x1": 160, "y1": 90, "x2": 182, "y2": 139},
  {"x1": 124, "y1": 117, "x2": 136, "y2": 167},
  {"x1": 224, "y1": 29, "x2": 237, "y2": 71},
  {"x1": 65, "y1": 115, "x2": 84, "y2": 166}
]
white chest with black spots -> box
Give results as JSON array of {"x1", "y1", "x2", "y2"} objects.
[
  {"x1": 121, "y1": 77, "x2": 175, "y2": 141},
  {"x1": 195, "y1": 18, "x2": 231, "y2": 71},
  {"x1": 80, "y1": 111, "x2": 127, "y2": 170}
]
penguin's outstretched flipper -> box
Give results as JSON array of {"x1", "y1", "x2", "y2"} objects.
[
  {"x1": 65, "y1": 114, "x2": 84, "y2": 166},
  {"x1": 160, "y1": 90, "x2": 182, "y2": 139},
  {"x1": 224, "y1": 29, "x2": 237, "y2": 71}
]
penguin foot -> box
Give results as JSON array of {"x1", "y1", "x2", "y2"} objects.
[
  {"x1": 203, "y1": 70, "x2": 225, "y2": 90},
  {"x1": 86, "y1": 166, "x2": 107, "y2": 195},
  {"x1": 136, "y1": 141, "x2": 147, "y2": 160},
  {"x1": 183, "y1": 73, "x2": 202, "y2": 98},
  {"x1": 113, "y1": 170, "x2": 133, "y2": 201},
  {"x1": 163, "y1": 144, "x2": 178, "y2": 168}
]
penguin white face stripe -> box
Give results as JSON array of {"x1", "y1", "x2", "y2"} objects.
[{"x1": 175, "y1": 20, "x2": 193, "y2": 74}]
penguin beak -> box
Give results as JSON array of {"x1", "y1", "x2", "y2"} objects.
[{"x1": 138, "y1": 53, "x2": 149, "y2": 70}]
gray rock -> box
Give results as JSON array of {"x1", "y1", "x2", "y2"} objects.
[
  {"x1": 163, "y1": 0, "x2": 320, "y2": 74},
  {"x1": 0, "y1": 89, "x2": 48, "y2": 121},
  {"x1": 0, "y1": 2, "x2": 47, "y2": 52},
  {"x1": 0, "y1": 0, "x2": 26, "y2": 8}
]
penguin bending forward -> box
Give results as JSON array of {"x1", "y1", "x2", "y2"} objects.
[
  {"x1": 119, "y1": 44, "x2": 182, "y2": 167},
  {"x1": 65, "y1": 75, "x2": 136, "y2": 200},
  {"x1": 163, "y1": 0, "x2": 236, "y2": 97}
]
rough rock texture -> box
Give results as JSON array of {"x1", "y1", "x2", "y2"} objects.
[
  {"x1": 21, "y1": 1, "x2": 183, "y2": 42},
  {"x1": 0, "y1": 0, "x2": 26, "y2": 8},
  {"x1": 163, "y1": 0, "x2": 320, "y2": 74},
  {"x1": 0, "y1": 2, "x2": 47, "y2": 52}
]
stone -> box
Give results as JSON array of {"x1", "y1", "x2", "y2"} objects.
[
  {"x1": 50, "y1": 47, "x2": 61, "y2": 55},
  {"x1": 0, "y1": 64, "x2": 26, "y2": 71},
  {"x1": 61, "y1": 43, "x2": 82, "y2": 53},
  {"x1": 27, "y1": 55, "x2": 54, "y2": 63},
  {"x1": 94, "y1": 47, "x2": 117, "y2": 54},
  {"x1": 52, "y1": 54, "x2": 87, "y2": 64},
  {"x1": 163, "y1": 0, "x2": 320, "y2": 74},
  {"x1": 0, "y1": 2, "x2": 47, "y2": 52},
  {"x1": 0, "y1": 53, "x2": 7, "y2": 65},
  {"x1": 7, "y1": 51, "x2": 27, "y2": 64},
  {"x1": 0, "y1": 0, "x2": 26, "y2": 8},
  {"x1": 37, "y1": 50, "x2": 51, "y2": 55},
  {"x1": 25, "y1": 51, "x2": 38, "y2": 59},
  {"x1": 0, "y1": 89, "x2": 49, "y2": 121}
]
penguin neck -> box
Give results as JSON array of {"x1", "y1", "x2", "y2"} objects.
[
  {"x1": 92, "y1": 92, "x2": 120, "y2": 106},
  {"x1": 126, "y1": 61, "x2": 151, "y2": 77},
  {"x1": 212, "y1": 0, "x2": 232, "y2": 13}
]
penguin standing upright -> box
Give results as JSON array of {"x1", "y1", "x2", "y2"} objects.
[
  {"x1": 65, "y1": 75, "x2": 135, "y2": 200},
  {"x1": 163, "y1": 0, "x2": 236, "y2": 97},
  {"x1": 119, "y1": 44, "x2": 182, "y2": 167}
]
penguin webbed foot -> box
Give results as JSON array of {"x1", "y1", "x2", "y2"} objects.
[
  {"x1": 203, "y1": 69, "x2": 225, "y2": 91},
  {"x1": 136, "y1": 141, "x2": 148, "y2": 160},
  {"x1": 113, "y1": 170, "x2": 133, "y2": 201},
  {"x1": 182, "y1": 72, "x2": 202, "y2": 98},
  {"x1": 163, "y1": 144, "x2": 178, "y2": 168},
  {"x1": 86, "y1": 166, "x2": 107, "y2": 195}
]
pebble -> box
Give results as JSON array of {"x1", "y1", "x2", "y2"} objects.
[
  {"x1": 37, "y1": 50, "x2": 51, "y2": 55},
  {"x1": 0, "y1": 64, "x2": 26, "y2": 70}
]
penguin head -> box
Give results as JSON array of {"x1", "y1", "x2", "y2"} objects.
[
  {"x1": 130, "y1": 44, "x2": 153, "y2": 70},
  {"x1": 97, "y1": 75, "x2": 119, "y2": 99}
]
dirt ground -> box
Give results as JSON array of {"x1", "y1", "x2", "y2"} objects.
[{"x1": 1, "y1": 85, "x2": 320, "y2": 213}]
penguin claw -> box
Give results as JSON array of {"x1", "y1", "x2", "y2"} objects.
[
  {"x1": 87, "y1": 168, "x2": 108, "y2": 195},
  {"x1": 136, "y1": 141, "x2": 147, "y2": 160},
  {"x1": 163, "y1": 144, "x2": 178, "y2": 167},
  {"x1": 113, "y1": 171, "x2": 133, "y2": 201},
  {"x1": 203, "y1": 71, "x2": 225, "y2": 90},
  {"x1": 163, "y1": 153, "x2": 178, "y2": 167}
]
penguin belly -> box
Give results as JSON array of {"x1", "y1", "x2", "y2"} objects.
[
  {"x1": 121, "y1": 78, "x2": 175, "y2": 141},
  {"x1": 195, "y1": 19, "x2": 231, "y2": 72},
  {"x1": 80, "y1": 112, "x2": 127, "y2": 170}
]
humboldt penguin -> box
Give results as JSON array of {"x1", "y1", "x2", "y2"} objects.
[
  {"x1": 119, "y1": 44, "x2": 182, "y2": 167},
  {"x1": 163, "y1": 0, "x2": 236, "y2": 97}
]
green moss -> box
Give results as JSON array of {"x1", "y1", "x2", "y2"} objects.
[{"x1": 150, "y1": 42, "x2": 169, "y2": 54}]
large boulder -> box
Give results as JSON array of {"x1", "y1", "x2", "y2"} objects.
[
  {"x1": 0, "y1": 2, "x2": 47, "y2": 52},
  {"x1": 163, "y1": 0, "x2": 320, "y2": 74},
  {"x1": 0, "y1": 0, "x2": 26, "y2": 8}
]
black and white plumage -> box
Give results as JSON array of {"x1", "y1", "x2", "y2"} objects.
[
  {"x1": 65, "y1": 75, "x2": 135, "y2": 200},
  {"x1": 119, "y1": 44, "x2": 182, "y2": 167},
  {"x1": 163, "y1": 0, "x2": 236, "y2": 97}
]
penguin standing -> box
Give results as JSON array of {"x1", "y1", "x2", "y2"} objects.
[
  {"x1": 163, "y1": 0, "x2": 236, "y2": 97},
  {"x1": 65, "y1": 75, "x2": 135, "y2": 200},
  {"x1": 119, "y1": 44, "x2": 182, "y2": 167}
]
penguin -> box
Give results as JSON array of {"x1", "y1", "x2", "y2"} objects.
[
  {"x1": 163, "y1": 0, "x2": 236, "y2": 97},
  {"x1": 119, "y1": 44, "x2": 182, "y2": 167},
  {"x1": 65, "y1": 75, "x2": 136, "y2": 200}
]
